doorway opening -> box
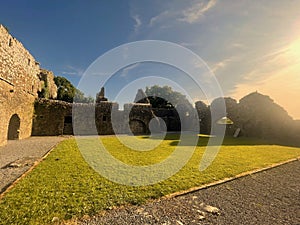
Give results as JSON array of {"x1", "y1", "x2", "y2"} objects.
[{"x1": 7, "y1": 114, "x2": 20, "y2": 140}]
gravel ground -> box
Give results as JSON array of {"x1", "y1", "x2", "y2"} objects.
[
  {"x1": 78, "y1": 159, "x2": 300, "y2": 225},
  {"x1": 0, "y1": 136, "x2": 65, "y2": 193}
]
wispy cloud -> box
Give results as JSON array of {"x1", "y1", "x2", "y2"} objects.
[
  {"x1": 148, "y1": 0, "x2": 217, "y2": 29},
  {"x1": 149, "y1": 10, "x2": 173, "y2": 27},
  {"x1": 61, "y1": 65, "x2": 84, "y2": 77},
  {"x1": 120, "y1": 63, "x2": 141, "y2": 77},
  {"x1": 230, "y1": 43, "x2": 245, "y2": 49},
  {"x1": 61, "y1": 71, "x2": 77, "y2": 75},
  {"x1": 132, "y1": 14, "x2": 142, "y2": 34},
  {"x1": 178, "y1": 0, "x2": 217, "y2": 23},
  {"x1": 210, "y1": 57, "x2": 233, "y2": 73}
]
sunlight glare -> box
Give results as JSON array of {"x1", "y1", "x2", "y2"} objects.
[{"x1": 289, "y1": 38, "x2": 300, "y2": 61}]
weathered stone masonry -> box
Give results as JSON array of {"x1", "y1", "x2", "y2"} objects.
[
  {"x1": 32, "y1": 99, "x2": 154, "y2": 136},
  {"x1": 0, "y1": 24, "x2": 42, "y2": 146}
]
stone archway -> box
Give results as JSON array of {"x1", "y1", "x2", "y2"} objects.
[
  {"x1": 7, "y1": 114, "x2": 20, "y2": 140},
  {"x1": 129, "y1": 119, "x2": 146, "y2": 135}
]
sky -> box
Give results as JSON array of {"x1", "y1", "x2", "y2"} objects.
[{"x1": 1, "y1": 0, "x2": 300, "y2": 119}]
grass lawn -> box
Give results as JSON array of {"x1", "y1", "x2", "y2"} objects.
[{"x1": 0, "y1": 135, "x2": 300, "y2": 224}]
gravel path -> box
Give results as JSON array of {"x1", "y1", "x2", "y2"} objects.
[
  {"x1": 78, "y1": 159, "x2": 300, "y2": 225},
  {"x1": 0, "y1": 136, "x2": 65, "y2": 193}
]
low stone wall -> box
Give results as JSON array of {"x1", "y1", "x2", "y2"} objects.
[
  {"x1": 32, "y1": 99, "x2": 155, "y2": 136},
  {"x1": 32, "y1": 99, "x2": 71, "y2": 136}
]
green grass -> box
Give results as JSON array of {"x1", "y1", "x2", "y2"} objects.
[{"x1": 0, "y1": 135, "x2": 300, "y2": 224}]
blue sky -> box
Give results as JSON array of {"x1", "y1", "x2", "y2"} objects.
[{"x1": 1, "y1": 0, "x2": 300, "y2": 119}]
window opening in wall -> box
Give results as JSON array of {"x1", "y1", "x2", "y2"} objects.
[
  {"x1": 28, "y1": 59, "x2": 31, "y2": 65},
  {"x1": 9, "y1": 38, "x2": 12, "y2": 47}
]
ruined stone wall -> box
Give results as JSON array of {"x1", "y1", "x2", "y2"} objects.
[
  {"x1": 0, "y1": 25, "x2": 41, "y2": 94},
  {"x1": 32, "y1": 99, "x2": 154, "y2": 136},
  {"x1": 125, "y1": 103, "x2": 154, "y2": 134},
  {"x1": 32, "y1": 99, "x2": 72, "y2": 136},
  {"x1": 195, "y1": 93, "x2": 299, "y2": 142},
  {"x1": 95, "y1": 102, "x2": 118, "y2": 135},
  {"x1": 236, "y1": 92, "x2": 294, "y2": 141},
  {"x1": 0, "y1": 24, "x2": 42, "y2": 146},
  {"x1": 30, "y1": 91, "x2": 300, "y2": 143},
  {"x1": 38, "y1": 69, "x2": 57, "y2": 99},
  {"x1": 32, "y1": 99, "x2": 114, "y2": 136},
  {"x1": 152, "y1": 108, "x2": 181, "y2": 131}
]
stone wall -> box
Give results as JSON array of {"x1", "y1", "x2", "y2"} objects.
[
  {"x1": 32, "y1": 99, "x2": 155, "y2": 136},
  {"x1": 32, "y1": 99, "x2": 72, "y2": 136},
  {"x1": 0, "y1": 24, "x2": 42, "y2": 146},
  {"x1": 125, "y1": 103, "x2": 154, "y2": 134},
  {"x1": 195, "y1": 92, "x2": 298, "y2": 142},
  {"x1": 236, "y1": 92, "x2": 294, "y2": 141},
  {"x1": 152, "y1": 108, "x2": 181, "y2": 131},
  {"x1": 38, "y1": 69, "x2": 57, "y2": 99},
  {"x1": 31, "y1": 93, "x2": 300, "y2": 144}
]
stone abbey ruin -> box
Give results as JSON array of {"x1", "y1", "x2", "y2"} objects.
[{"x1": 1, "y1": 24, "x2": 300, "y2": 147}]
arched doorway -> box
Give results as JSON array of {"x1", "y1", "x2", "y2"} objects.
[
  {"x1": 7, "y1": 114, "x2": 20, "y2": 140},
  {"x1": 129, "y1": 119, "x2": 146, "y2": 135}
]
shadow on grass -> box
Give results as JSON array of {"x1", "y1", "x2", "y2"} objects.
[{"x1": 142, "y1": 133, "x2": 300, "y2": 147}]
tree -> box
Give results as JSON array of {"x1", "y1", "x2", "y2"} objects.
[
  {"x1": 54, "y1": 76, "x2": 75, "y2": 102},
  {"x1": 144, "y1": 85, "x2": 192, "y2": 109},
  {"x1": 54, "y1": 76, "x2": 94, "y2": 103},
  {"x1": 74, "y1": 89, "x2": 95, "y2": 103},
  {"x1": 195, "y1": 101, "x2": 211, "y2": 134},
  {"x1": 210, "y1": 97, "x2": 238, "y2": 121}
]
